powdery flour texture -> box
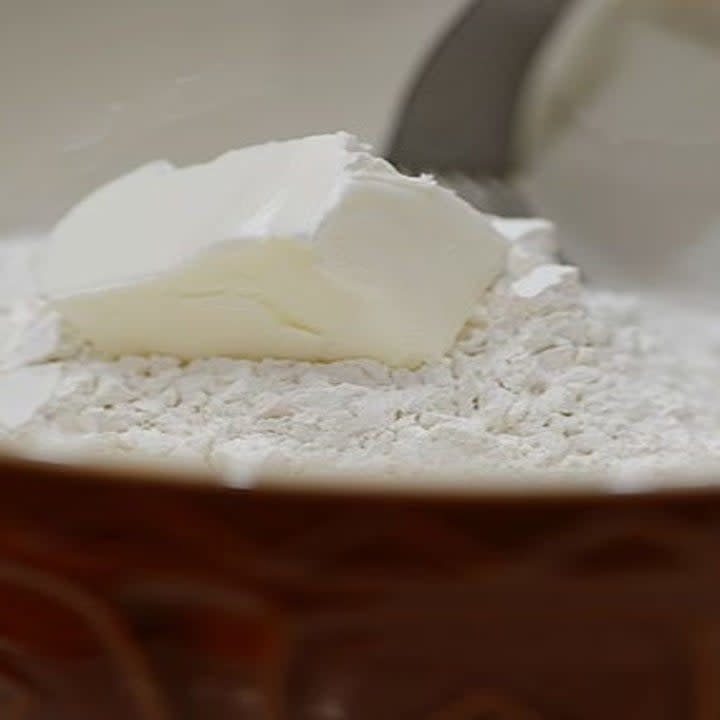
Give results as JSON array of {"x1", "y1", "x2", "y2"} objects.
[{"x1": 1, "y1": 223, "x2": 720, "y2": 486}]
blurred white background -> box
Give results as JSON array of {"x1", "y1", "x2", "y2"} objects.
[{"x1": 1, "y1": 0, "x2": 468, "y2": 232}]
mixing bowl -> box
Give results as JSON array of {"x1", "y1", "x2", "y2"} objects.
[
  {"x1": 3, "y1": 2, "x2": 720, "y2": 719},
  {"x1": 2, "y1": 454, "x2": 720, "y2": 719}
]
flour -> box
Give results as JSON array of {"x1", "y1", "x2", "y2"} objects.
[{"x1": 2, "y1": 227, "x2": 720, "y2": 486}]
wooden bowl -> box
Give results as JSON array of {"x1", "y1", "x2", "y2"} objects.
[{"x1": 0, "y1": 454, "x2": 718, "y2": 719}]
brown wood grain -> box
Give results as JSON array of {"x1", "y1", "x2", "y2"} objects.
[{"x1": 0, "y1": 454, "x2": 719, "y2": 718}]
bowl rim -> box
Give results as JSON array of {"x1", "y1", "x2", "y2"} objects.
[{"x1": 4, "y1": 451, "x2": 720, "y2": 506}]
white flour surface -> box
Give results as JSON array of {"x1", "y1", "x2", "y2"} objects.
[{"x1": 1, "y1": 228, "x2": 720, "y2": 486}]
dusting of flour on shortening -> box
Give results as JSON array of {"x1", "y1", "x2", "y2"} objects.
[{"x1": 1, "y1": 229, "x2": 720, "y2": 484}]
